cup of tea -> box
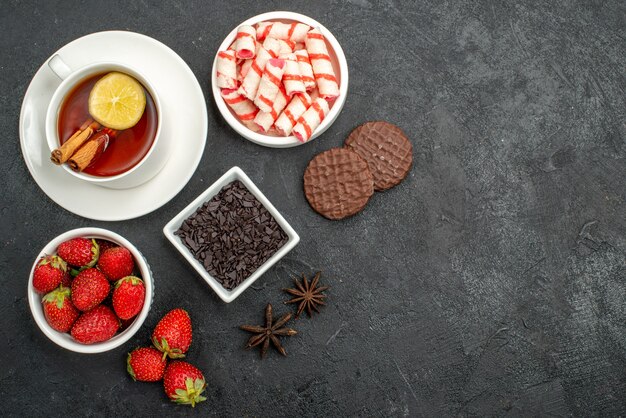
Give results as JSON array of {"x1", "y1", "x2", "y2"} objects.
[{"x1": 45, "y1": 55, "x2": 169, "y2": 189}]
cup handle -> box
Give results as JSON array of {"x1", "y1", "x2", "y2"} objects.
[{"x1": 48, "y1": 54, "x2": 72, "y2": 80}]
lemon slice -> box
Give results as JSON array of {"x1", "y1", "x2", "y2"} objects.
[{"x1": 88, "y1": 72, "x2": 146, "y2": 130}]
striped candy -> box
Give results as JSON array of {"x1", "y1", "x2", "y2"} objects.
[
  {"x1": 216, "y1": 50, "x2": 238, "y2": 89},
  {"x1": 254, "y1": 58, "x2": 286, "y2": 112},
  {"x1": 221, "y1": 88, "x2": 259, "y2": 122},
  {"x1": 235, "y1": 25, "x2": 256, "y2": 59},
  {"x1": 294, "y1": 49, "x2": 316, "y2": 91},
  {"x1": 305, "y1": 28, "x2": 339, "y2": 99},
  {"x1": 238, "y1": 38, "x2": 281, "y2": 100},
  {"x1": 254, "y1": 87, "x2": 289, "y2": 132},
  {"x1": 282, "y1": 54, "x2": 306, "y2": 96},
  {"x1": 292, "y1": 98, "x2": 329, "y2": 142},
  {"x1": 256, "y1": 21, "x2": 310, "y2": 43},
  {"x1": 274, "y1": 92, "x2": 312, "y2": 136}
]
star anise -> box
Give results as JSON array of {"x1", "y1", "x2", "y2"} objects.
[
  {"x1": 240, "y1": 303, "x2": 297, "y2": 358},
  {"x1": 283, "y1": 272, "x2": 329, "y2": 318}
]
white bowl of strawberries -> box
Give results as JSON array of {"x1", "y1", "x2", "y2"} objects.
[{"x1": 28, "y1": 227, "x2": 153, "y2": 353}]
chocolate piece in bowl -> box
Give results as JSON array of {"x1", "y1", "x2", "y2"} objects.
[
  {"x1": 175, "y1": 181, "x2": 288, "y2": 291},
  {"x1": 345, "y1": 121, "x2": 413, "y2": 191}
]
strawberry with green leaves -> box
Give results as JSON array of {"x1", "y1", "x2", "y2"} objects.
[
  {"x1": 152, "y1": 308, "x2": 192, "y2": 359},
  {"x1": 112, "y1": 276, "x2": 145, "y2": 320},
  {"x1": 163, "y1": 361, "x2": 206, "y2": 407},
  {"x1": 33, "y1": 255, "x2": 68, "y2": 294},
  {"x1": 71, "y1": 268, "x2": 110, "y2": 311},
  {"x1": 127, "y1": 347, "x2": 167, "y2": 382},
  {"x1": 42, "y1": 286, "x2": 79, "y2": 333},
  {"x1": 58, "y1": 238, "x2": 99, "y2": 268},
  {"x1": 98, "y1": 247, "x2": 134, "y2": 281},
  {"x1": 71, "y1": 305, "x2": 120, "y2": 344}
]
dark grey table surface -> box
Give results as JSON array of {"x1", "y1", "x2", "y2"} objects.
[{"x1": 1, "y1": 0, "x2": 625, "y2": 416}]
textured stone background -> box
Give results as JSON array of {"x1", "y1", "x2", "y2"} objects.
[{"x1": 1, "y1": 0, "x2": 625, "y2": 416}]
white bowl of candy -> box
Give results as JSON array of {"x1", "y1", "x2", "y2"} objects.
[{"x1": 211, "y1": 11, "x2": 348, "y2": 148}]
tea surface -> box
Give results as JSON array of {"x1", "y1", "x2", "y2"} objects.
[{"x1": 57, "y1": 73, "x2": 158, "y2": 177}]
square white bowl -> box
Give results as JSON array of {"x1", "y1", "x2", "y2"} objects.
[{"x1": 163, "y1": 166, "x2": 300, "y2": 303}]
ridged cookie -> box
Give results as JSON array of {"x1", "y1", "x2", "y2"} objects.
[
  {"x1": 345, "y1": 121, "x2": 413, "y2": 191},
  {"x1": 303, "y1": 148, "x2": 374, "y2": 220}
]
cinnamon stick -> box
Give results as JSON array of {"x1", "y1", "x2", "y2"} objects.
[
  {"x1": 50, "y1": 120, "x2": 101, "y2": 165},
  {"x1": 67, "y1": 131, "x2": 109, "y2": 172}
]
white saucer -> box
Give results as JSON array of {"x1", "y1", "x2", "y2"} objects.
[{"x1": 20, "y1": 31, "x2": 208, "y2": 221}]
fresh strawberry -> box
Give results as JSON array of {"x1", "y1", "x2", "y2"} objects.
[
  {"x1": 71, "y1": 268, "x2": 110, "y2": 311},
  {"x1": 42, "y1": 286, "x2": 79, "y2": 332},
  {"x1": 95, "y1": 239, "x2": 117, "y2": 254},
  {"x1": 152, "y1": 308, "x2": 192, "y2": 359},
  {"x1": 163, "y1": 361, "x2": 206, "y2": 407},
  {"x1": 58, "y1": 237, "x2": 99, "y2": 267},
  {"x1": 33, "y1": 255, "x2": 67, "y2": 293},
  {"x1": 112, "y1": 276, "x2": 145, "y2": 320},
  {"x1": 127, "y1": 347, "x2": 167, "y2": 382},
  {"x1": 97, "y1": 247, "x2": 134, "y2": 281},
  {"x1": 71, "y1": 305, "x2": 119, "y2": 344}
]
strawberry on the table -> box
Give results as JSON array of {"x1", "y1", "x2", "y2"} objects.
[
  {"x1": 152, "y1": 308, "x2": 193, "y2": 359},
  {"x1": 127, "y1": 347, "x2": 167, "y2": 382},
  {"x1": 163, "y1": 361, "x2": 206, "y2": 407}
]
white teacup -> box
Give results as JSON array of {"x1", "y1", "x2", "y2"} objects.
[{"x1": 45, "y1": 55, "x2": 169, "y2": 189}]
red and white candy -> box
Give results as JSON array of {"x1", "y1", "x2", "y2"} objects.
[
  {"x1": 274, "y1": 92, "x2": 312, "y2": 136},
  {"x1": 305, "y1": 28, "x2": 339, "y2": 99},
  {"x1": 238, "y1": 38, "x2": 280, "y2": 100},
  {"x1": 294, "y1": 50, "x2": 316, "y2": 91},
  {"x1": 216, "y1": 50, "x2": 238, "y2": 89},
  {"x1": 254, "y1": 87, "x2": 289, "y2": 132},
  {"x1": 235, "y1": 25, "x2": 256, "y2": 59},
  {"x1": 254, "y1": 59, "x2": 285, "y2": 112},
  {"x1": 221, "y1": 88, "x2": 259, "y2": 123},
  {"x1": 282, "y1": 54, "x2": 306, "y2": 96},
  {"x1": 257, "y1": 22, "x2": 310, "y2": 43},
  {"x1": 292, "y1": 98, "x2": 330, "y2": 142},
  {"x1": 218, "y1": 21, "x2": 340, "y2": 140}
]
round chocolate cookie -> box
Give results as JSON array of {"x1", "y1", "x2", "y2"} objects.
[
  {"x1": 303, "y1": 148, "x2": 374, "y2": 220},
  {"x1": 345, "y1": 121, "x2": 413, "y2": 191}
]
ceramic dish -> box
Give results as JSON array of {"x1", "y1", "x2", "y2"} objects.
[
  {"x1": 211, "y1": 11, "x2": 349, "y2": 148},
  {"x1": 163, "y1": 166, "x2": 300, "y2": 303},
  {"x1": 19, "y1": 30, "x2": 208, "y2": 220},
  {"x1": 27, "y1": 228, "x2": 154, "y2": 353}
]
